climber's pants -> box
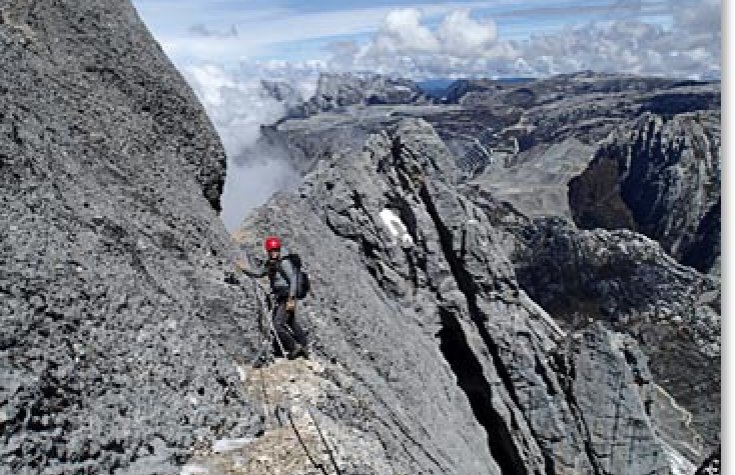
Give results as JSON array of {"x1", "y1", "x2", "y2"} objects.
[{"x1": 272, "y1": 298, "x2": 307, "y2": 354}]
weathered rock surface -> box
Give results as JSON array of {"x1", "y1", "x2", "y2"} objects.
[
  {"x1": 470, "y1": 138, "x2": 595, "y2": 218},
  {"x1": 569, "y1": 112, "x2": 721, "y2": 274},
  {"x1": 509, "y1": 217, "x2": 720, "y2": 447},
  {"x1": 231, "y1": 119, "x2": 706, "y2": 474},
  {"x1": 293, "y1": 72, "x2": 429, "y2": 118},
  {"x1": 1, "y1": 2, "x2": 263, "y2": 473},
  {"x1": 261, "y1": 72, "x2": 720, "y2": 228},
  {"x1": 3, "y1": 3, "x2": 720, "y2": 473}
]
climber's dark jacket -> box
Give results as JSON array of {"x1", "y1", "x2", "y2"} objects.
[{"x1": 241, "y1": 250, "x2": 298, "y2": 299}]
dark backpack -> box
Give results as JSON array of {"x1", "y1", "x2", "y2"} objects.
[{"x1": 278, "y1": 254, "x2": 311, "y2": 299}]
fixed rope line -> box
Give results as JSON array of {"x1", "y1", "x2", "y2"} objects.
[
  {"x1": 307, "y1": 407, "x2": 343, "y2": 475},
  {"x1": 286, "y1": 408, "x2": 331, "y2": 475},
  {"x1": 238, "y1": 261, "x2": 342, "y2": 475}
]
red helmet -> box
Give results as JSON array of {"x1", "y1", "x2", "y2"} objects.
[{"x1": 264, "y1": 236, "x2": 282, "y2": 251}]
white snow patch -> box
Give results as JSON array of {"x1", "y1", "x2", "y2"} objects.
[
  {"x1": 212, "y1": 437, "x2": 255, "y2": 453},
  {"x1": 379, "y1": 208, "x2": 414, "y2": 245},
  {"x1": 179, "y1": 464, "x2": 209, "y2": 475}
]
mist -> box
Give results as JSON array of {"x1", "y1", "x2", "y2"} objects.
[
  {"x1": 179, "y1": 62, "x2": 317, "y2": 231},
  {"x1": 220, "y1": 156, "x2": 302, "y2": 230}
]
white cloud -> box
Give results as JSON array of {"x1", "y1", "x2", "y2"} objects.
[
  {"x1": 220, "y1": 159, "x2": 301, "y2": 231},
  {"x1": 156, "y1": 1, "x2": 720, "y2": 229},
  {"x1": 437, "y1": 10, "x2": 498, "y2": 56},
  {"x1": 181, "y1": 64, "x2": 289, "y2": 153},
  {"x1": 377, "y1": 8, "x2": 441, "y2": 53},
  {"x1": 326, "y1": 0, "x2": 720, "y2": 79},
  {"x1": 134, "y1": 1, "x2": 528, "y2": 65},
  {"x1": 180, "y1": 62, "x2": 320, "y2": 230}
]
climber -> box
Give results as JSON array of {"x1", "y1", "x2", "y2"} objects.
[{"x1": 235, "y1": 236, "x2": 309, "y2": 360}]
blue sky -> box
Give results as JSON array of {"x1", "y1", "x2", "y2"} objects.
[{"x1": 131, "y1": 0, "x2": 682, "y2": 64}]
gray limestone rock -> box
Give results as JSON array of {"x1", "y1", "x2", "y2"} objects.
[
  {"x1": 1, "y1": 1, "x2": 263, "y2": 473},
  {"x1": 234, "y1": 118, "x2": 702, "y2": 474},
  {"x1": 569, "y1": 111, "x2": 721, "y2": 274},
  {"x1": 510, "y1": 217, "x2": 720, "y2": 447},
  {"x1": 295, "y1": 72, "x2": 430, "y2": 118},
  {"x1": 3, "y1": 3, "x2": 719, "y2": 473}
]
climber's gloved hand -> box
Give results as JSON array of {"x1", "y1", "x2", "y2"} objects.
[{"x1": 286, "y1": 298, "x2": 296, "y2": 312}]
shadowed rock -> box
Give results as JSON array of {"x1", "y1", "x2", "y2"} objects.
[{"x1": 569, "y1": 112, "x2": 721, "y2": 274}]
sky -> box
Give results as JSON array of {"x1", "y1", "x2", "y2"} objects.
[
  {"x1": 132, "y1": 0, "x2": 719, "y2": 78},
  {"x1": 128, "y1": 0, "x2": 721, "y2": 229}
]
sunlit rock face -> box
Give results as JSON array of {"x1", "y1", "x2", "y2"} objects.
[{"x1": 1, "y1": 2, "x2": 719, "y2": 472}]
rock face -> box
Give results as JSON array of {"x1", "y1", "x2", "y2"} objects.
[
  {"x1": 262, "y1": 72, "x2": 719, "y2": 225},
  {"x1": 1, "y1": 2, "x2": 263, "y2": 473},
  {"x1": 510, "y1": 218, "x2": 720, "y2": 447},
  {"x1": 3, "y1": 3, "x2": 720, "y2": 474},
  {"x1": 569, "y1": 112, "x2": 721, "y2": 274},
  {"x1": 230, "y1": 119, "x2": 708, "y2": 474},
  {"x1": 294, "y1": 72, "x2": 429, "y2": 117}
]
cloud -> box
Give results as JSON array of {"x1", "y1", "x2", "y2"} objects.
[
  {"x1": 376, "y1": 8, "x2": 441, "y2": 53},
  {"x1": 363, "y1": 8, "x2": 499, "y2": 57},
  {"x1": 437, "y1": 10, "x2": 498, "y2": 56},
  {"x1": 188, "y1": 23, "x2": 238, "y2": 38},
  {"x1": 161, "y1": 0, "x2": 720, "y2": 229},
  {"x1": 673, "y1": 0, "x2": 720, "y2": 34},
  {"x1": 181, "y1": 64, "x2": 288, "y2": 153},
  {"x1": 326, "y1": 0, "x2": 720, "y2": 79},
  {"x1": 180, "y1": 62, "x2": 320, "y2": 230},
  {"x1": 220, "y1": 159, "x2": 301, "y2": 231}
]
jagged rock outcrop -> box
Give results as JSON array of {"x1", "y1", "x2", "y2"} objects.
[
  {"x1": 260, "y1": 79, "x2": 304, "y2": 109},
  {"x1": 509, "y1": 217, "x2": 720, "y2": 447},
  {"x1": 569, "y1": 112, "x2": 721, "y2": 273},
  {"x1": 1, "y1": 2, "x2": 263, "y2": 473},
  {"x1": 3, "y1": 3, "x2": 719, "y2": 474},
  {"x1": 259, "y1": 72, "x2": 720, "y2": 228},
  {"x1": 228, "y1": 119, "x2": 704, "y2": 474},
  {"x1": 293, "y1": 72, "x2": 429, "y2": 117}
]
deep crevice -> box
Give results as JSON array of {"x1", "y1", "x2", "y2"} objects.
[
  {"x1": 437, "y1": 310, "x2": 527, "y2": 475},
  {"x1": 419, "y1": 182, "x2": 563, "y2": 475},
  {"x1": 417, "y1": 182, "x2": 529, "y2": 474},
  {"x1": 419, "y1": 184, "x2": 522, "y2": 408}
]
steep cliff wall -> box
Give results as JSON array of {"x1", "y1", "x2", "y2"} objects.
[
  {"x1": 1, "y1": 3, "x2": 718, "y2": 474},
  {"x1": 569, "y1": 112, "x2": 721, "y2": 274},
  {"x1": 1, "y1": 2, "x2": 262, "y2": 473}
]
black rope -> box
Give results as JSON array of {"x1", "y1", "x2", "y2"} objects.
[
  {"x1": 238, "y1": 264, "x2": 343, "y2": 475},
  {"x1": 286, "y1": 408, "x2": 331, "y2": 475},
  {"x1": 307, "y1": 407, "x2": 343, "y2": 475}
]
